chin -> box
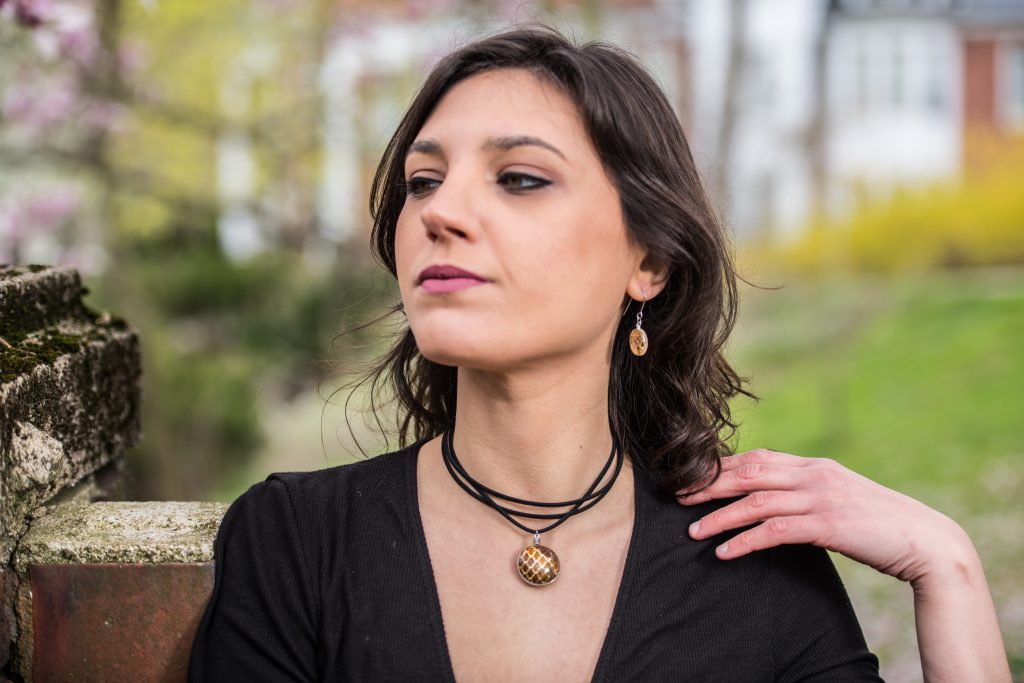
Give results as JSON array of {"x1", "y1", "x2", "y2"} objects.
[
  {"x1": 413, "y1": 330, "x2": 488, "y2": 368},
  {"x1": 415, "y1": 336, "x2": 530, "y2": 372}
]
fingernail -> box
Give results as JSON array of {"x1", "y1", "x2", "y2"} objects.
[
  {"x1": 716, "y1": 543, "x2": 729, "y2": 557},
  {"x1": 688, "y1": 520, "x2": 701, "y2": 537}
]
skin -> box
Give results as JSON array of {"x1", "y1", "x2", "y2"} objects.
[
  {"x1": 395, "y1": 67, "x2": 665, "y2": 511},
  {"x1": 394, "y1": 66, "x2": 666, "y2": 681},
  {"x1": 680, "y1": 451, "x2": 1012, "y2": 681},
  {"x1": 393, "y1": 66, "x2": 1010, "y2": 681}
]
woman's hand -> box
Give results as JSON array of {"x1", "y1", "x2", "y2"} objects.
[
  {"x1": 678, "y1": 448, "x2": 1012, "y2": 683},
  {"x1": 678, "y1": 448, "x2": 969, "y2": 583}
]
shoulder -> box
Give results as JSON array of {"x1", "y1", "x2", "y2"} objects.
[
  {"x1": 643, "y1": 478, "x2": 849, "y2": 583},
  {"x1": 764, "y1": 541, "x2": 857, "y2": 611},
  {"x1": 222, "y1": 441, "x2": 422, "y2": 534},
  {"x1": 630, "y1": 473, "x2": 878, "y2": 676},
  {"x1": 261, "y1": 441, "x2": 420, "y2": 502},
  {"x1": 636, "y1": 465, "x2": 749, "y2": 542},
  {"x1": 636, "y1": 475, "x2": 848, "y2": 592},
  {"x1": 213, "y1": 441, "x2": 425, "y2": 579}
]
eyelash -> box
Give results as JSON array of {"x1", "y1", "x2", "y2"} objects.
[{"x1": 400, "y1": 172, "x2": 552, "y2": 199}]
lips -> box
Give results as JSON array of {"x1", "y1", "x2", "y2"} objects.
[
  {"x1": 416, "y1": 264, "x2": 487, "y2": 285},
  {"x1": 416, "y1": 264, "x2": 489, "y2": 294}
]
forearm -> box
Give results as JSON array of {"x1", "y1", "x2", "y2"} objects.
[{"x1": 910, "y1": 525, "x2": 1010, "y2": 683}]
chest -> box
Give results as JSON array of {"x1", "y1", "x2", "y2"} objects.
[{"x1": 420, "y1": 512, "x2": 635, "y2": 683}]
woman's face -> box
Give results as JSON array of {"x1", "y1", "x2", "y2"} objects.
[{"x1": 395, "y1": 68, "x2": 653, "y2": 372}]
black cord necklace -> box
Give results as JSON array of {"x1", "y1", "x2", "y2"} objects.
[{"x1": 439, "y1": 427, "x2": 624, "y2": 587}]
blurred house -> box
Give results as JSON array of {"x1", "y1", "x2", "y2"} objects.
[
  {"x1": 957, "y1": 0, "x2": 1024, "y2": 166},
  {"x1": 688, "y1": 0, "x2": 1024, "y2": 241},
  {"x1": 241, "y1": 0, "x2": 1024, "y2": 252},
  {"x1": 314, "y1": 0, "x2": 692, "y2": 243},
  {"x1": 823, "y1": 0, "x2": 962, "y2": 225}
]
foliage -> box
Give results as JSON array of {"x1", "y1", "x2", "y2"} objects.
[
  {"x1": 86, "y1": 225, "x2": 391, "y2": 500},
  {"x1": 741, "y1": 142, "x2": 1024, "y2": 278},
  {"x1": 729, "y1": 267, "x2": 1024, "y2": 501},
  {"x1": 1, "y1": 0, "x2": 387, "y2": 499},
  {"x1": 1, "y1": 0, "x2": 336, "y2": 263},
  {"x1": 726, "y1": 266, "x2": 1024, "y2": 675}
]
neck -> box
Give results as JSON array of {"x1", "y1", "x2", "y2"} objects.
[{"x1": 450, "y1": 351, "x2": 625, "y2": 505}]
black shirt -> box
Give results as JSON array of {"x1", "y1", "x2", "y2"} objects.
[{"x1": 189, "y1": 439, "x2": 883, "y2": 682}]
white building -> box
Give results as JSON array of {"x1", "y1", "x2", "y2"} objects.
[
  {"x1": 312, "y1": 0, "x2": 1023, "y2": 247},
  {"x1": 824, "y1": 0, "x2": 962, "y2": 221},
  {"x1": 687, "y1": 0, "x2": 1023, "y2": 241}
]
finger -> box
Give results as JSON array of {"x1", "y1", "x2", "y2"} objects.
[
  {"x1": 713, "y1": 516, "x2": 820, "y2": 560},
  {"x1": 689, "y1": 490, "x2": 810, "y2": 540},
  {"x1": 677, "y1": 460, "x2": 803, "y2": 504},
  {"x1": 719, "y1": 448, "x2": 816, "y2": 472}
]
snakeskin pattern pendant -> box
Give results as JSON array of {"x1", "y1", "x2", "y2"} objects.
[
  {"x1": 629, "y1": 327, "x2": 648, "y2": 356},
  {"x1": 516, "y1": 533, "x2": 560, "y2": 586}
]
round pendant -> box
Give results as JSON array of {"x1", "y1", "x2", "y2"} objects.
[
  {"x1": 516, "y1": 543, "x2": 560, "y2": 587},
  {"x1": 629, "y1": 328, "x2": 649, "y2": 356}
]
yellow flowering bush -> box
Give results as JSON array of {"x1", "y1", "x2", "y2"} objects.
[{"x1": 743, "y1": 137, "x2": 1024, "y2": 277}]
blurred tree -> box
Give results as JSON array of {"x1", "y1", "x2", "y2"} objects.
[
  {"x1": 2, "y1": 0, "x2": 619, "y2": 499},
  {"x1": 712, "y1": 0, "x2": 748, "y2": 208},
  {"x1": 1, "y1": 0, "x2": 391, "y2": 499}
]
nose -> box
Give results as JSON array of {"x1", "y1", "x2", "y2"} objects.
[{"x1": 418, "y1": 171, "x2": 479, "y2": 243}]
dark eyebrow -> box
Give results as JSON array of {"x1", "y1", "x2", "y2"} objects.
[
  {"x1": 404, "y1": 135, "x2": 566, "y2": 161},
  {"x1": 406, "y1": 139, "x2": 443, "y2": 158},
  {"x1": 482, "y1": 135, "x2": 565, "y2": 160}
]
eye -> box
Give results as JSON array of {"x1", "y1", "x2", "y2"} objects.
[
  {"x1": 497, "y1": 172, "x2": 551, "y2": 193},
  {"x1": 402, "y1": 176, "x2": 440, "y2": 199}
]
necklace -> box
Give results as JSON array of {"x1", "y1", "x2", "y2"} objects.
[{"x1": 439, "y1": 427, "x2": 624, "y2": 587}]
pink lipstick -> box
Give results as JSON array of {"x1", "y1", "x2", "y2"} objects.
[{"x1": 417, "y1": 264, "x2": 489, "y2": 293}]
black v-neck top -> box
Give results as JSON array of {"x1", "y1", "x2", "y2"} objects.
[{"x1": 188, "y1": 440, "x2": 883, "y2": 682}]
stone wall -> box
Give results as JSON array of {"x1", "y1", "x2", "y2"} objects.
[
  {"x1": 0, "y1": 264, "x2": 225, "y2": 682},
  {"x1": 1, "y1": 265, "x2": 139, "y2": 560}
]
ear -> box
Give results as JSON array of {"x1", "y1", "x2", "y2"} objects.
[{"x1": 626, "y1": 253, "x2": 669, "y2": 301}]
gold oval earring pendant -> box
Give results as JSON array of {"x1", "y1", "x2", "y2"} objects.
[{"x1": 629, "y1": 328, "x2": 649, "y2": 356}]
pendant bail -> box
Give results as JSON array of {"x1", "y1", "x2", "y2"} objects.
[{"x1": 532, "y1": 531, "x2": 541, "y2": 546}]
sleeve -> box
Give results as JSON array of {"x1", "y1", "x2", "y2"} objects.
[
  {"x1": 768, "y1": 543, "x2": 885, "y2": 682},
  {"x1": 188, "y1": 476, "x2": 319, "y2": 683}
]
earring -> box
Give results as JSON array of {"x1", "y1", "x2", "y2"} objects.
[{"x1": 629, "y1": 289, "x2": 649, "y2": 357}]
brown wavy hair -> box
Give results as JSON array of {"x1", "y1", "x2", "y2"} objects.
[{"x1": 332, "y1": 24, "x2": 760, "y2": 498}]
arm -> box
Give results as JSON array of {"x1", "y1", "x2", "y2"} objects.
[
  {"x1": 680, "y1": 449, "x2": 1011, "y2": 683},
  {"x1": 189, "y1": 477, "x2": 319, "y2": 683},
  {"x1": 909, "y1": 520, "x2": 1009, "y2": 682},
  {"x1": 767, "y1": 543, "x2": 883, "y2": 681}
]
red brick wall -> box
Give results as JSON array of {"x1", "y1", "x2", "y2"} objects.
[{"x1": 964, "y1": 38, "x2": 997, "y2": 130}]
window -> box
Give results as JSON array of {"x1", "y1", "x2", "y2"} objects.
[{"x1": 1003, "y1": 43, "x2": 1024, "y2": 131}]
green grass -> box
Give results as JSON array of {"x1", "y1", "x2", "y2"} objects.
[
  {"x1": 728, "y1": 266, "x2": 1024, "y2": 504},
  {"x1": 726, "y1": 266, "x2": 1024, "y2": 677}
]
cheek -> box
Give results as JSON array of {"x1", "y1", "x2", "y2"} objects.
[
  {"x1": 543, "y1": 200, "x2": 629, "y2": 291},
  {"x1": 500, "y1": 201, "x2": 628, "y2": 325},
  {"x1": 394, "y1": 213, "x2": 419, "y2": 289}
]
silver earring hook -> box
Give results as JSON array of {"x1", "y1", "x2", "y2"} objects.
[
  {"x1": 635, "y1": 288, "x2": 647, "y2": 329},
  {"x1": 622, "y1": 287, "x2": 649, "y2": 319}
]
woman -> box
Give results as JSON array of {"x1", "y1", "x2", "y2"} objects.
[{"x1": 188, "y1": 25, "x2": 1010, "y2": 682}]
